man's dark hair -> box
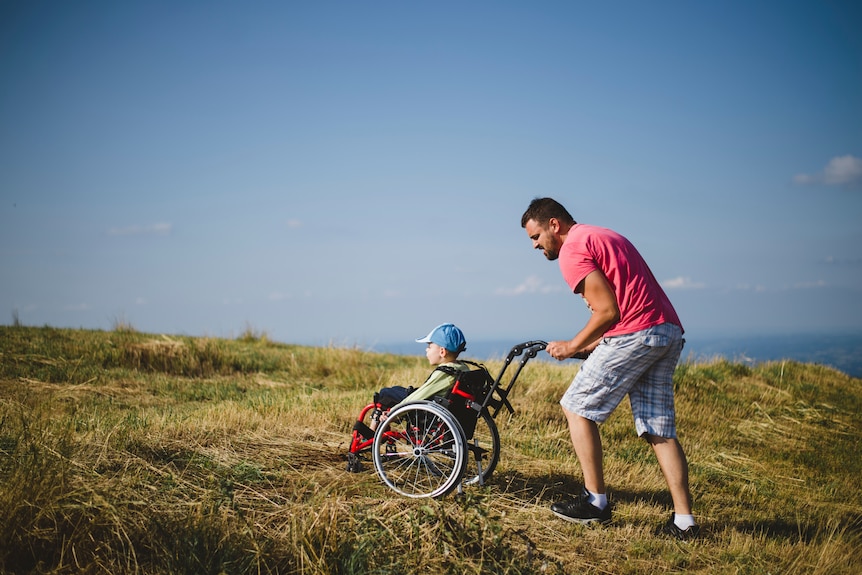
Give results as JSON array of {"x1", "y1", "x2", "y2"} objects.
[{"x1": 520, "y1": 197, "x2": 576, "y2": 228}]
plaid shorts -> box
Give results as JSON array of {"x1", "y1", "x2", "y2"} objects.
[{"x1": 560, "y1": 323, "x2": 684, "y2": 438}]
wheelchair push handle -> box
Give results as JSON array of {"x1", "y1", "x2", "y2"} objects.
[
  {"x1": 507, "y1": 340, "x2": 547, "y2": 361},
  {"x1": 485, "y1": 340, "x2": 548, "y2": 418},
  {"x1": 517, "y1": 340, "x2": 590, "y2": 361}
]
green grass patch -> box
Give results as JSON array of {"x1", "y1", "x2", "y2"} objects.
[{"x1": 0, "y1": 325, "x2": 860, "y2": 574}]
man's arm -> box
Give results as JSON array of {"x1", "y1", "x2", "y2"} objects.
[{"x1": 546, "y1": 269, "x2": 620, "y2": 361}]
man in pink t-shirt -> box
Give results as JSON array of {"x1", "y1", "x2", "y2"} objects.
[{"x1": 521, "y1": 197, "x2": 698, "y2": 540}]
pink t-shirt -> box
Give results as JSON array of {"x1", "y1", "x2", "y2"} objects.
[{"x1": 558, "y1": 224, "x2": 683, "y2": 337}]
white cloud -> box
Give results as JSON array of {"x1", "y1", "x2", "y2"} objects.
[
  {"x1": 495, "y1": 275, "x2": 561, "y2": 296},
  {"x1": 662, "y1": 276, "x2": 705, "y2": 290},
  {"x1": 286, "y1": 219, "x2": 303, "y2": 229},
  {"x1": 735, "y1": 281, "x2": 828, "y2": 292},
  {"x1": 107, "y1": 222, "x2": 173, "y2": 236},
  {"x1": 823, "y1": 155, "x2": 862, "y2": 185},
  {"x1": 736, "y1": 283, "x2": 768, "y2": 292},
  {"x1": 794, "y1": 154, "x2": 862, "y2": 187},
  {"x1": 791, "y1": 280, "x2": 827, "y2": 289},
  {"x1": 824, "y1": 255, "x2": 862, "y2": 266}
]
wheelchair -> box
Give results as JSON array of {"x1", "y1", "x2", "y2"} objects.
[{"x1": 346, "y1": 340, "x2": 547, "y2": 498}]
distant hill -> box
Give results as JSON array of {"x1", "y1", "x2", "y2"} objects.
[{"x1": 683, "y1": 332, "x2": 862, "y2": 378}]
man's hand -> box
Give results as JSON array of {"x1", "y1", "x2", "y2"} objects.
[
  {"x1": 546, "y1": 340, "x2": 577, "y2": 361},
  {"x1": 546, "y1": 334, "x2": 602, "y2": 361},
  {"x1": 546, "y1": 341, "x2": 592, "y2": 361},
  {"x1": 545, "y1": 270, "x2": 618, "y2": 361}
]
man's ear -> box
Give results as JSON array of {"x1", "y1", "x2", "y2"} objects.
[{"x1": 548, "y1": 218, "x2": 560, "y2": 233}]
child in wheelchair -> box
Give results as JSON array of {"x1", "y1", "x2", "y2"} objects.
[
  {"x1": 371, "y1": 323, "x2": 469, "y2": 429},
  {"x1": 347, "y1": 323, "x2": 474, "y2": 471}
]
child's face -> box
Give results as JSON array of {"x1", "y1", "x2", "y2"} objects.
[{"x1": 424, "y1": 343, "x2": 447, "y2": 365}]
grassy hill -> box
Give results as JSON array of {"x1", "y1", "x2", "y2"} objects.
[{"x1": 0, "y1": 325, "x2": 860, "y2": 574}]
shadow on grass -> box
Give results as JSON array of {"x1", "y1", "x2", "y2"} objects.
[
  {"x1": 732, "y1": 513, "x2": 862, "y2": 544},
  {"x1": 494, "y1": 470, "x2": 675, "y2": 508},
  {"x1": 492, "y1": 471, "x2": 862, "y2": 547}
]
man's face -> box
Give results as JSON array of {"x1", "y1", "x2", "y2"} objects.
[{"x1": 525, "y1": 218, "x2": 562, "y2": 261}]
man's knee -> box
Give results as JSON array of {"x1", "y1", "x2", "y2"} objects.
[
  {"x1": 563, "y1": 407, "x2": 598, "y2": 431},
  {"x1": 562, "y1": 405, "x2": 583, "y2": 424}
]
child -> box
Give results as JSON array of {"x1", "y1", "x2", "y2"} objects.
[{"x1": 370, "y1": 323, "x2": 469, "y2": 430}]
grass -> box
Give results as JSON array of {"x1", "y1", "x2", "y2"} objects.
[{"x1": 0, "y1": 325, "x2": 860, "y2": 574}]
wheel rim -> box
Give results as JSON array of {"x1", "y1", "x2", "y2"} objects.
[{"x1": 372, "y1": 402, "x2": 467, "y2": 498}]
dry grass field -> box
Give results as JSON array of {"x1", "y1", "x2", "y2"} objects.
[{"x1": 0, "y1": 325, "x2": 860, "y2": 574}]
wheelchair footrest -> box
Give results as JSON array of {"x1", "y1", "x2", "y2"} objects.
[
  {"x1": 346, "y1": 452, "x2": 364, "y2": 473},
  {"x1": 352, "y1": 420, "x2": 375, "y2": 440}
]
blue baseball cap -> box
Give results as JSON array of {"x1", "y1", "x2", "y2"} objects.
[{"x1": 415, "y1": 323, "x2": 467, "y2": 353}]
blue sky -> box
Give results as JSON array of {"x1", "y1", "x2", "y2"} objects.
[{"x1": 2, "y1": 0, "x2": 861, "y2": 350}]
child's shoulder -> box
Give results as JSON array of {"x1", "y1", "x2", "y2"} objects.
[
  {"x1": 433, "y1": 362, "x2": 462, "y2": 376},
  {"x1": 437, "y1": 359, "x2": 487, "y2": 375}
]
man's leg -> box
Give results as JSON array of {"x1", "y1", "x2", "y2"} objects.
[
  {"x1": 563, "y1": 407, "x2": 605, "y2": 494},
  {"x1": 646, "y1": 434, "x2": 692, "y2": 515},
  {"x1": 554, "y1": 330, "x2": 653, "y2": 523},
  {"x1": 551, "y1": 406, "x2": 611, "y2": 523}
]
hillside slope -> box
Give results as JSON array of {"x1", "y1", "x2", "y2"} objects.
[{"x1": 1, "y1": 326, "x2": 860, "y2": 574}]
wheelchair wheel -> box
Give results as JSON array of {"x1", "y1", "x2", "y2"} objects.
[
  {"x1": 372, "y1": 401, "x2": 468, "y2": 498},
  {"x1": 463, "y1": 409, "x2": 500, "y2": 486}
]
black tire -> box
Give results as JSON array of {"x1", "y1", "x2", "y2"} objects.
[{"x1": 463, "y1": 409, "x2": 500, "y2": 486}]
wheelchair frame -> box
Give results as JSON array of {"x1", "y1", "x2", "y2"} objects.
[{"x1": 347, "y1": 340, "x2": 547, "y2": 498}]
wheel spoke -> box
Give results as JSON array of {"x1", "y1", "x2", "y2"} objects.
[{"x1": 373, "y1": 401, "x2": 467, "y2": 498}]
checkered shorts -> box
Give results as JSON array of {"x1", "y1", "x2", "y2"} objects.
[{"x1": 560, "y1": 323, "x2": 684, "y2": 438}]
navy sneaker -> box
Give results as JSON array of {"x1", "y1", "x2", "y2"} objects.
[
  {"x1": 550, "y1": 488, "x2": 611, "y2": 524},
  {"x1": 657, "y1": 514, "x2": 700, "y2": 540}
]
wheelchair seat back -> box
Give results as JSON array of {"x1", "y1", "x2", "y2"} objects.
[{"x1": 433, "y1": 363, "x2": 494, "y2": 440}]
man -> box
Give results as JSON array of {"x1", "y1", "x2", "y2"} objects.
[{"x1": 521, "y1": 197, "x2": 698, "y2": 540}]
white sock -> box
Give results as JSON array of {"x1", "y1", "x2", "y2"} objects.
[
  {"x1": 587, "y1": 491, "x2": 607, "y2": 510},
  {"x1": 674, "y1": 514, "x2": 696, "y2": 530}
]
